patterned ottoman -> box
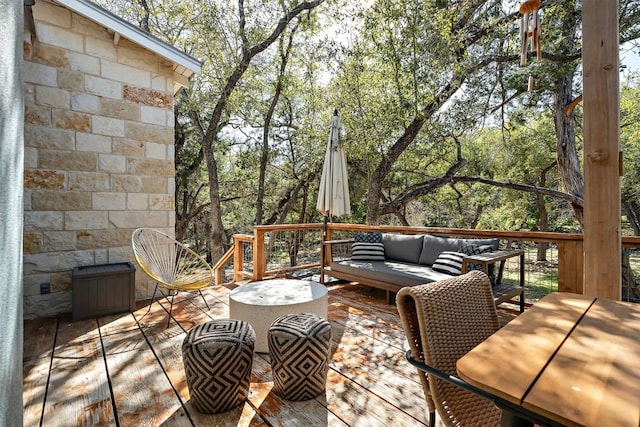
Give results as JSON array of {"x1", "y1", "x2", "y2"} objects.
[
  {"x1": 182, "y1": 319, "x2": 255, "y2": 413},
  {"x1": 268, "y1": 313, "x2": 332, "y2": 401}
]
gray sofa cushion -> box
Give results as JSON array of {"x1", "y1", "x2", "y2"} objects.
[
  {"x1": 382, "y1": 233, "x2": 425, "y2": 264},
  {"x1": 418, "y1": 234, "x2": 463, "y2": 265},
  {"x1": 331, "y1": 259, "x2": 452, "y2": 287}
]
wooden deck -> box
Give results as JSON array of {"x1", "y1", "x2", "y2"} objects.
[{"x1": 23, "y1": 282, "x2": 517, "y2": 427}]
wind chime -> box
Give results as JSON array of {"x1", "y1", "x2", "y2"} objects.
[{"x1": 519, "y1": 0, "x2": 542, "y2": 91}]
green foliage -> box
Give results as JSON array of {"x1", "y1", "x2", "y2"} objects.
[
  {"x1": 621, "y1": 73, "x2": 640, "y2": 234},
  {"x1": 97, "y1": 0, "x2": 640, "y2": 247},
  {"x1": 621, "y1": 73, "x2": 640, "y2": 193}
]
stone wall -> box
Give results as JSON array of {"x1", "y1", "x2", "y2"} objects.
[{"x1": 23, "y1": 0, "x2": 177, "y2": 318}]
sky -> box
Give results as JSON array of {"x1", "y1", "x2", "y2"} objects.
[{"x1": 620, "y1": 43, "x2": 640, "y2": 80}]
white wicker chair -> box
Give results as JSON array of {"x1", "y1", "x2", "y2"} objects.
[{"x1": 131, "y1": 228, "x2": 214, "y2": 326}]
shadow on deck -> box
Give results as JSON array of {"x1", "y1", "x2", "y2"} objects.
[{"x1": 23, "y1": 282, "x2": 518, "y2": 426}]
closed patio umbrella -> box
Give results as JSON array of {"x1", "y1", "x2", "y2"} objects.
[
  {"x1": 317, "y1": 109, "x2": 350, "y2": 283},
  {"x1": 316, "y1": 109, "x2": 350, "y2": 220}
]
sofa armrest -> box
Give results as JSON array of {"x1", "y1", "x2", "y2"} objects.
[
  {"x1": 320, "y1": 239, "x2": 354, "y2": 284},
  {"x1": 322, "y1": 239, "x2": 354, "y2": 247},
  {"x1": 322, "y1": 239, "x2": 354, "y2": 263}
]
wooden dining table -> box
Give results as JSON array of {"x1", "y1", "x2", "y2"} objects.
[{"x1": 456, "y1": 292, "x2": 640, "y2": 427}]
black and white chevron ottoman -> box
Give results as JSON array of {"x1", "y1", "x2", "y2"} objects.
[
  {"x1": 182, "y1": 319, "x2": 255, "y2": 413},
  {"x1": 268, "y1": 313, "x2": 332, "y2": 401}
]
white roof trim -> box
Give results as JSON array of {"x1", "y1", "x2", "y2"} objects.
[{"x1": 53, "y1": 0, "x2": 201, "y2": 76}]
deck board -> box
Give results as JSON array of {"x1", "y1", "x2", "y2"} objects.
[
  {"x1": 43, "y1": 317, "x2": 115, "y2": 426},
  {"x1": 99, "y1": 307, "x2": 190, "y2": 427},
  {"x1": 23, "y1": 282, "x2": 514, "y2": 426},
  {"x1": 247, "y1": 355, "x2": 346, "y2": 426},
  {"x1": 23, "y1": 317, "x2": 57, "y2": 427}
]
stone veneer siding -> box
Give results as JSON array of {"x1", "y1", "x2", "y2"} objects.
[{"x1": 23, "y1": 0, "x2": 177, "y2": 318}]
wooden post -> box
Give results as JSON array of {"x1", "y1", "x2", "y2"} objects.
[
  {"x1": 253, "y1": 227, "x2": 265, "y2": 281},
  {"x1": 325, "y1": 225, "x2": 333, "y2": 266},
  {"x1": 582, "y1": 0, "x2": 621, "y2": 299},
  {"x1": 233, "y1": 237, "x2": 244, "y2": 283},
  {"x1": 557, "y1": 240, "x2": 583, "y2": 294}
]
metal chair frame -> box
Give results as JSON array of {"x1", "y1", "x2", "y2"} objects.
[
  {"x1": 131, "y1": 228, "x2": 214, "y2": 326},
  {"x1": 405, "y1": 351, "x2": 562, "y2": 427}
]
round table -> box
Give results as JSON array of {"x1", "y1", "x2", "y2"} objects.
[{"x1": 228, "y1": 279, "x2": 328, "y2": 352}]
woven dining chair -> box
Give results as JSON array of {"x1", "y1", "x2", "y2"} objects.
[
  {"x1": 131, "y1": 228, "x2": 214, "y2": 326},
  {"x1": 397, "y1": 270, "x2": 502, "y2": 427}
]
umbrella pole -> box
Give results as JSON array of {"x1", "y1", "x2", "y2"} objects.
[{"x1": 320, "y1": 215, "x2": 328, "y2": 284}]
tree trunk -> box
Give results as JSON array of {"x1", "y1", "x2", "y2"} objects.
[
  {"x1": 471, "y1": 205, "x2": 482, "y2": 229},
  {"x1": 202, "y1": 142, "x2": 226, "y2": 264},
  {"x1": 255, "y1": 27, "x2": 296, "y2": 225},
  {"x1": 289, "y1": 185, "x2": 308, "y2": 267},
  {"x1": 200, "y1": 0, "x2": 325, "y2": 263},
  {"x1": 553, "y1": 2, "x2": 584, "y2": 228},
  {"x1": 175, "y1": 109, "x2": 207, "y2": 243},
  {"x1": 622, "y1": 249, "x2": 640, "y2": 301},
  {"x1": 554, "y1": 74, "x2": 584, "y2": 227},
  {"x1": 536, "y1": 162, "x2": 555, "y2": 262},
  {"x1": 535, "y1": 199, "x2": 549, "y2": 262},
  {"x1": 622, "y1": 201, "x2": 640, "y2": 235},
  {"x1": 138, "y1": 0, "x2": 150, "y2": 32}
]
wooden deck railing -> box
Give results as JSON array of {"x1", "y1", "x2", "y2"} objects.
[{"x1": 213, "y1": 223, "x2": 640, "y2": 300}]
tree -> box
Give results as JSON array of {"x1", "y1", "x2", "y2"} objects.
[
  {"x1": 255, "y1": 25, "x2": 298, "y2": 225},
  {"x1": 332, "y1": 0, "x2": 552, "y2": 224},
  {"x1": 96, "y1": 0, "x2": 326, "y2": 254},
  {"x1": 335, "y1": 0, "x2": 640, "y2": 230},
  {"x1": 546, "y1": 2, "x2": 584, "y2": 225},
  {"x1": 621, "y1": 73, "x2": 640, "y2": 235},
  {"x1": 96, "y1": 0, "x2": 640, "y2": 245},
  {"x1": 194, "y1": 1, "x2": 325, "y2": 262},
  {"x1": 174, "y1": 109, "x2": 208, "y2": 243}
]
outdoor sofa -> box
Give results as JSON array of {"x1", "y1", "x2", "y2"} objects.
[{"x1": 321, "y1": 232, "x2": 525, "y2": 308}]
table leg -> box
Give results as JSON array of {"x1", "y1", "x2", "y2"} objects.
[
  {"x1": 519, "y1": 253, "x2": 525, "y2": 313},
  {"x1": 500, "y1": 410, "x2": 534, "y2": 427}
]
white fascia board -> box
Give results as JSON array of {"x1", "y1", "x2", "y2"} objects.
[{"x1": 54, "y1": 0, "x2": 201, "y2": 75}]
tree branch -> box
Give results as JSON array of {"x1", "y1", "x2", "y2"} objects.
[{"x1": 451, "y1": 175, "x2": 583, "y2": 206}]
